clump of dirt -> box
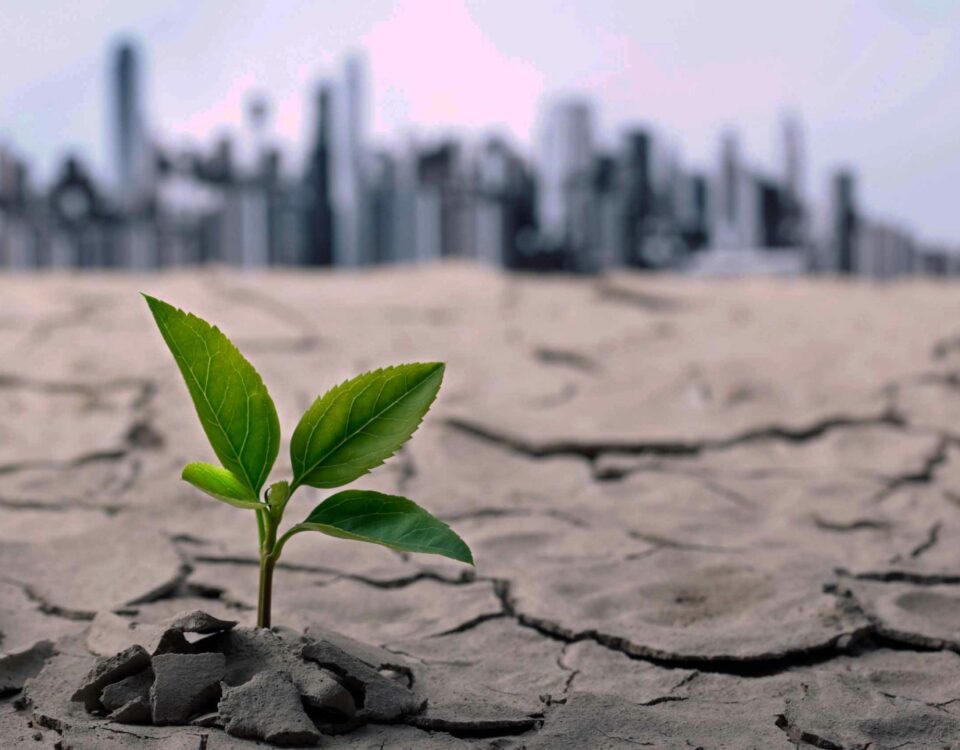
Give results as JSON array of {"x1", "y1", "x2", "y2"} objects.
[{"x1": 70, "y1": 610, "x2": 424, "y2": 747}]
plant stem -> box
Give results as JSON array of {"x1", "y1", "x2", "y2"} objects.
[
  {"x1": 256, "y1": 506, "x2": 278, "y2": 629},
  {"x1": 255, "y1": 506, "x2": 266, "y2": 549},
  {"x1": 256, "y1": 551, "x2": 276, "y2": 628}
]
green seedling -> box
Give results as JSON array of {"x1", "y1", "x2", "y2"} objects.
[{"x1": 143, "y1": 295, "x2": 473, "y2": 629}]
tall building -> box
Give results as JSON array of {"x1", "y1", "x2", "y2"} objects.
[
  {"x1": 331, "y1": 53, "x2": 369, "y2": 266},
  {"x1": 260, "y1": 148, "x2": 309, "y2": 267},
  {"x1": 829, "y1": 170, "x2": 858, "y2": 273},
  {"x1": 675, "y1": 172, "x2": 709, "y2": 252},
  {"x1": 226, "y1": 99, "x2": 272, "y2": 268},
  {"x1": 535, "y1": 98, "x2": 595, "y2": 257},
  {"x1": 474, "y1": 139, "x2": 512, "y2": 267},
  {"x1": 367, "y1": 150, "x2": 401, "y2": 263},
  {"x1": 779, "y1": 113, "x2": 807, "y2": 247},
  {"x1": 474, "y1": 138, "x2": 534, "y2": 268},
  {"x1": 304, "y1": 84, "x2": 335, "y2": 265},
  {"x1": 111, "y1": 40, "x2": 152, "y2": 209},
  {"x1": 385, "y1": 138, "x2": 419, "y2": 264},
  {"x1": 711, "y1": 130, "x2": 767, "y2": 250},
  {"x1": 619, "y1": 130, "x2": 655, "y2": 265},
  {"x1": 712, "y1": 131, "x2": 744, "y2": 248},
  {"x1": 414, "y1": 141, "x2": 469, "y2": 262},
  {"x1": 0, "y1": 145, "x2": 35, "y2": 269},
  {"x1": 592, "y1": 155, "x2": 623, "y2": 270}
]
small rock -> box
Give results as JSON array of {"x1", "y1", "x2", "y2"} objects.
[
  {"x1": 150, "y1": 652, "x2": 225, "y2": 725},
  {"x1": 102, "y1": 670, "x2": 153, "y2": 710},
  {"x1": 304, "y1": 625, "x2": 397, "y2": 669},
  {"x1": 71, "y1": 644, "x2": 151, "y2": 712},
  {"x1": 101, "y1": 669, "x2": 153, "y2": 724},
  {"x1": 301, "y1": 639, "x2": 423, "y2": 721},
  {"x1": 218, "y1": 669, "x2": 321, "y2": 747},
  {"x1": 163, "y1": 610, "x2": 237, "y2": 634}
]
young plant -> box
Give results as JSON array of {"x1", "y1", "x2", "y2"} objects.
[{"x1": 143, "y1": 295, "x2": 473, "y2": 629}]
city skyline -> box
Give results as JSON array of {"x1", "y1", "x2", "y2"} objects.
[
  {"x1": 2, "y1": 0, "x2": 959, "y2": 245},
  {"x1": 0, "y1": 32, "x2": 951, "y2": 280},
  {"x1": 0, "y1": 29, "x2": 956, "y2": 278}
]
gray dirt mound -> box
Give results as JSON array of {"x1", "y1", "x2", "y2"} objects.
[{"x1": 68, "y1": 610, "x2": 424, "y2": 747}]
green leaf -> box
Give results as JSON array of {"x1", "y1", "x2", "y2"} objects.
[
  {"x1": 144, "y1": 295, "x2": 280, "y2": 496},
  {"x1": 181, "y1": 462, "x2": 262, "y2": 509},
  {"x1": 295, "y1": 489, "x2": 473, "y2": 564},
  {"x1": 290, "y1": 363, "x2": 444, "y2": 490}
]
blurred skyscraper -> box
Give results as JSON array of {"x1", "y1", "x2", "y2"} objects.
[
  {"x1": 780, "y1": 113, "x2": 807, "y2": 248},
  {"x1": 304, "y1": 85, "x2": 335, "y2": 265},
  {"x1": 475, "y1": 137, "x2": 530, "y2": 268},
  {"x1": 590, "y1": 154, "x2": 622, "y2": 270},
  {"x1": 535, "y1": 98, "x2": 595, "y2": 266},
  {"x1": 619, "y1": 130, "x2": 655, "y2": 266},
  {"x1": 111, "y1": 40, "x2": 153, "y2": 210},
  {"x1": 829, "y1": 170, "x2": 858, "y2": 274},
  {"x1": 0, "y1": 145, "x2": 33, "y2": 269},
  {"x1": 414, "y1": 141, "x2": 473, "y2": 263},
  {"x1": 331, "y1": 54, "x2": 369, "y2": 267},
  {"x1": 712, "y1": 131, "x2": 755, "y2": 249}
]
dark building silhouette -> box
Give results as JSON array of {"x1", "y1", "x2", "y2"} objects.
[
  {"x1": 589, "y1": 154, "x2": 622, "y2": 269},
  {"x1": 475, "y1": 137, "x2": 537, "y2": 269},
  {"x1": 535, "y1": 98, "x2": 594, "y2": 262},
  {"x1": 416, "y1": 141, "x2": 472, "y2": 261},
  {"x1": 676, "y1": 173, "x2": 708, "y2": 252},
  {"x1": 620, "y1": 130, "x2": 655, "y2": 267},
  {"x1": 830, "y1": 171, "x2": 858, "y2": 273},
  {"x1": 779, "y1": 113, "x2": 807, "y2": 247},
  {"x1": 758, "y1": 179, "x2": 784, "y2": 248},
  {"x1": 111, "y1": 40, "x2": 151, "y2": 208},
  {"x1": 367, "y1": 151, "x2": 397, "y2": 264},
  {"x1": 331, "y1": 54, "x2": 369, "y2": 266},
  {"x1": 304, "y1": 85, "x2": 335, "y2": 265}
]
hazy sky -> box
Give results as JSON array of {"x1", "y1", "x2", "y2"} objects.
[{"x1": 1, "y1": 0, "x2": 959, "y2": 243}]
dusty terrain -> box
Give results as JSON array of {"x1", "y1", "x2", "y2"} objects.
[{"x1": 2, "y1": 263, "x2": 960, "y2": 748}]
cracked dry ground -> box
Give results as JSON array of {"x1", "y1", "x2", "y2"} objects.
[{"x1": 3, "y1": 266, "x2": 960, "y2": 749}]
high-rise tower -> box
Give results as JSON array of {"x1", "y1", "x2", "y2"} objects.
[
  {"x1": 110, "y1": 40, "x2": 151, "y2": 209},
  {"x1": 331, "y1": 53, "x2": 369, "y2": 266},
  {"x1": 780, "y1": 113, "x2": 807, "y2": 247},
  {"x1": 830, "y1": 170, "x2": 858, "y2": 273},
  {"x1": 535, "y1": 98, "x2": 595, "y2": 264},
  {"x1": 304, "y1": 84, "x2": 335, "y2": 265},
  {"x1": 711, "y1": 130, "x2": 762, "y2": 250}
]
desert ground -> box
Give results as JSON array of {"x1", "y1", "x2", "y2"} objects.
[{"x1": 2, "y1": 263, "x2": 960, "y2": 748}]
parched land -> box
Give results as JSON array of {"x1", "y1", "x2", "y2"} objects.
[{"x1": 2, "y1": 264, "x2": 960, "y2": 749}]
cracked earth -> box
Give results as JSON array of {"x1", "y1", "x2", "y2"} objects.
[{"x1": 3, "y1": 265, "x2": 960, "y2": 748}]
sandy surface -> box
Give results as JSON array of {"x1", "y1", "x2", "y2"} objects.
[{"x1": 2, "y1": 263, "x2": 960, "y2": 748}]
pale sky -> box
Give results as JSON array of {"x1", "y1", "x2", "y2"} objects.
[{"x1": 1, "y1": 0, "x2": 959, "y2": 243}]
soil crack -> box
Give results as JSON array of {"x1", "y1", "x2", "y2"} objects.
[{"x1": 447, "y1": 408, "x2": 905, "y2": 464}]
